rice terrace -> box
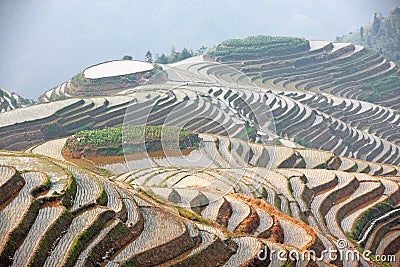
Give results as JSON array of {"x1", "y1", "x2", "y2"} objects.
[{"x1": 0, "y1": 2, "x2": 400, "y2": 267}]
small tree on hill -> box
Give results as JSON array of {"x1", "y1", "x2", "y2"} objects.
[
  {"x1": 372, "y1": 13, "x2": 381, "y2": 35},
  {"x1": 179, "y1": 48, "x2": 193, "y2": 61},
  {"x1": 122, "y1": 55, "x2": 133, "y2": 60},
  {"x1": 360, "y1": 26, "x2": 364, "y2": 41},
  {"x1": 156, "y1": 53, "x2": 169, "y2": 64},
  {"x1": 196, "y1": 46, "x2": 208, "y2": 55},
  {"x1": 366, "y1": 37, "x2": 372, "y2": 47},
  {"x1": 168, "y1": 47, "x2": 179, "y2": 63},
  {"x1": 145, "y1": 51, "x2": 153, "y2": 63}
]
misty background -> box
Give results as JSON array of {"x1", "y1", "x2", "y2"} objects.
[{"x1": 0, "y1": 0, "x2": 399, "y2": 99}]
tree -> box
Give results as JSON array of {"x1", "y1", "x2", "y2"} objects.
[
  {"x1": 196, "y1": 46, "x2": 208, "y2": 55},
  {"x1": 366, "y1": 37, "x2": 372, "y2": 47},
  {"x1": 336, "y1": 7, "x2": 400, "y2": 65},
  {"x1": 122, "y1": 55, "x2": 133, "y2": 60},
  {"x1": 372, "y1": 13, "x2": 381, "y2": 35},
  {"x1": 145, "y1": 51, "x2": 153, "y2": 63},
  {"x1": 168, "y1": 47, "x2": 179, "y2": 63},
  {"x1": 360, "y1": 26, "x2": 364, "y2": 41},
  {"x1": 155, "y1": 53, "x2": 169, "y2": 64},
  {"x1": 179, "y1": 48, "x2": 193, "y2": 61}
]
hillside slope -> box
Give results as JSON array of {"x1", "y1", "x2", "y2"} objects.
[
  {"x1": 1, "y1": 37, "x2": 400, "y2": 167},
  {"x1": 206, "y1": 35, "x2": 400, "y2": 106},
  {"x1": 1, "y1": 131, "x2": 397, "y2": 267},
  {"x1": 337, "y1": 7, "x2": 400, "y2": 64},
  {"x1": 0, "y1": 151, "x2": 327, "y2": 267},
  {"x1": 38, "y1": 60, "x2": 155, "y2": 103},
  {"x1": 0, "y1": 88, "x2": 34, "y2": 112},
  {"x1": 0, "y1": 35, "x2": 400, "y2": 266}
]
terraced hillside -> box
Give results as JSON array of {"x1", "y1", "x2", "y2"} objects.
[
  {"x1": 39, "y1": 60, "x2": 155, "y2": 102},
  {"x1": 2, "y1": 129, "x2": 399, "y2": 266},
  {"x1": 0, "y1": 88, "x2": 34, "y2": 113},
  {"x1": 51, "y1": 131, "x2": 400, "y2": 177},
  {"x1": 0, "y1": 89, "x2": 259, "y2": 151},
  {"x1": 1, "y1": 35, "x2": 400, "y2": 266},
  {"x1": 0, "y1": 151, "x2": 336, "y2": 267},
  {"x1": 3, "y1": 83, "x2": 400, "y2": 167},
  {"x1": 207, "y1": 36, "x2": 399, "y2": 108},
  {"x1": 166, "y1": 39, "x2": 400, "y2": 166}
]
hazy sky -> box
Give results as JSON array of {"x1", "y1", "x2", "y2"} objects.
[{"x1": 0, "y1": 0, "x2": 399, "y2": 98}]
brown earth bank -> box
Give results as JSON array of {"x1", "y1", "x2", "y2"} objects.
[
  {"x1": 235, "y1": 207, "x2": 260, "y2": 234},
  {"x1": 235, "y1": 194, "x2": 317, "y2": 250},
  {"x1": 0, "y1": 169, "x2": 25, "y2": 206},
  {"x1": 217, "y1": 198, "x2": 233, "y2": 228},
  {"x1": 85, "y1": 148, "x2": 196, "y2": 164}
]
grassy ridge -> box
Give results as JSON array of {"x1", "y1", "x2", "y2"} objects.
[
  {"x1": 359, "y1": 74, "x2": 400, "y2": 102},
  {"x1": 208, "y1": 35, "x2": 309, "y2": 61},
  {"x1": 349, "y1": 201, "x2": 393, "y2": 240},
  {"x1": 72, "y1": 71, "x2": 139, "y2": 87},
  {"x1": 63, "y1": 125, "x2": 201, "y2": 157}
]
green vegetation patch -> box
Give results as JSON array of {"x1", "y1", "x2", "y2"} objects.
[
  {"x1": 96, "y1": 186, "x2": 108, "y2": 207},
  {"x1": 349, "y1": 201, "x2": 393, "y2": 240},
  {"x1": 62, "y1": 173, "x2": 77, "y2": 208},
  {"x1": 0, "y1": 199, "x2": 40, "y2": 266},
  {"x1": 274, "y1": 195, "x2": 282, "y2": 211},
  {"x1": 86, "y1": 221, "x2": 136, "y2": 266},
  {"x1": 236, "y1": 120, "x2": 257, "y2": 141},
  {"x1": 175, "y1": 205, "x2": 209, "y2": 225},
  {"x1": 64, "y1": 210, "x2": 115, "y2": 267},
  {"x1": 294, "y1": 136, "x2": 313, "y2": 148},
  {"x1": 29, "y1": 209, "x2": 73, "y2": 267},
  {"x1": 358, "y1": 74, "x2": 400, "y2": 102},
  {"x1": 337, "y1": 7, "x2": 400, "y2": 64},
  {"x1": 71, "y1": 71, "x2": 140, "y2": 87},
  {"x1": 63, "y1": 125, "x2": 201, "y2": 158},
  {"x1": 208, "y1": 35, "x2": 310, "y2": 61}
]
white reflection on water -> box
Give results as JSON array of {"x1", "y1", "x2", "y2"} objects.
[{"x1": 95, "y1": 148, "x2": 217, "y2": 175}]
